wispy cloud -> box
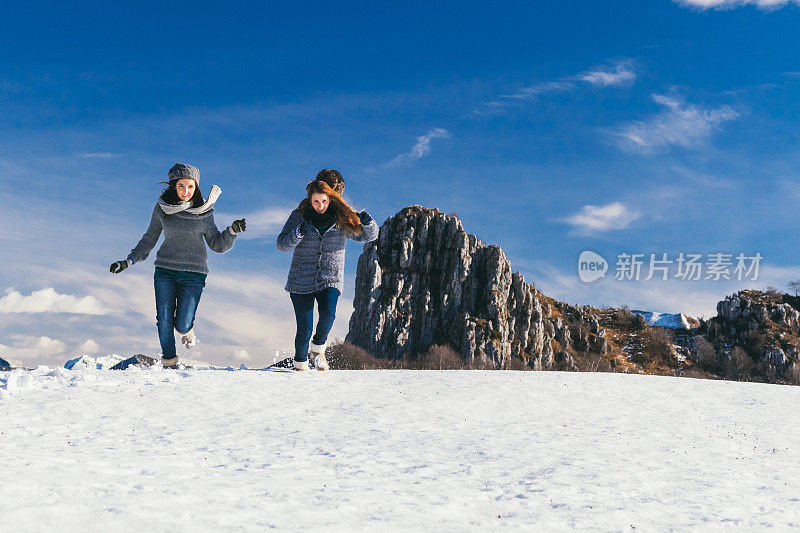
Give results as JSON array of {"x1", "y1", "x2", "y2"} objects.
[
  {"x1": 558, "y1": 202, "x2": 640, "y2": 234},
  {"x1": 578, "y1": 61, "x2": 638, "y2": 87},
  {"x1": 214, "y1": 206, "x2": 294, "y2": 239},
  {"x1": 613, "y1": 94, "x2": 739, "y2": 152},
  {"x1": 377, "y1": 128, "x2": 452, "y2": 169},
  {"x1": 673, "y1": 0, "x2": 799, "y2": 10},
  {"x1": 0, "y1": 288, "x2": 107, "y2": 315},
  {"x1": 473, "y1": 59, "x2": 637, "y2": 116},
  {"x1": 76, "y1": 152, "x2": 122, "y2": 159},
  {"x1": 498, "y1": 81, "x2": 576, "y2": 101}
]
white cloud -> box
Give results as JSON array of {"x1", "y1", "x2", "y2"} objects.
[
  {"x1": 0, "y1": 288, "x2": 107, "y2": 315},
  {"x1": 380, "y1": 128, "x2": 451, "y2": 169},
  {"x1": 233, "y1": 349, "x2": 252, "y2": 361},
  {"x1": 674, "y1": 0, "x2": 798, "y2": 10},
  {"x1": 578, "y1": 60, "x2": 637, "y2": 87},
  {"x1": 614, "y1": 94, "x2": 739, "y2": 152},
  {"x1": 498, "y1": 80, "x2": 576, "y2": 101},
  {"x1": 76, "y1": 152, "x2": 121, "y2": 159},
  {"x1": 214, "y1": 206, "x2": 293, "y2": 239},
  {"x1": 77, "y1": 339, "x2": 100, "y2": 355},
  {"x1": 0, "y1": 336, "x2": 67, "y2": 363},
  {"x1": 473, "y1": 59, "x2": 637, "y2": 116},
  {"x1": 559, "y1": 202, "x2": 640, "y2": 234}
]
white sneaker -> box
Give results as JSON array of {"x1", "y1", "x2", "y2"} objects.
[
  {"x1": 293, "y1": 359, "x2": 309, "y2": 371},
  {"x1": 177, "y1": 329, "x2": 196, "y2": 349},
  {"x1": 310, "y1": 341, "x2": 329, "y2": 371}
]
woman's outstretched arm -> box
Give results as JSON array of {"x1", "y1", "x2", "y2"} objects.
[
  {"x1": 277, "y1": 209, "x2": 306, "y2": 252},
  {"x1": 351, "y1": 211, "x2": 379, "y2": 243},
  {"x1": 204, "y1": 213, "x2": 237, "y2": 254},
  {"x1": 127, "y1": 204, "x2": 164, "y2": 265}
]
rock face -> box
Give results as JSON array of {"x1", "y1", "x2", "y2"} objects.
[
  {"x1": 110, "y1": 354, "x2": 156, "y2": 370},
  {"x1": 0, "y1": 356, "x2": 11, "y2": 370},
  {"x1": 705, "y1": 290, "x2": 800, "y2": 377},
  {"x1": 346, "y1": 206, "x2": 608, "y2": 368}
]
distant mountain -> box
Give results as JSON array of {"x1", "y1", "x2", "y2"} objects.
[{"x1": 631, "y1": 310, "x2": 701, "y2": 330}]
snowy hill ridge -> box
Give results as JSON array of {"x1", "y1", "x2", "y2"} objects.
[{"x1": 631, "y1": 310, "x2": 700, "y2": 330}]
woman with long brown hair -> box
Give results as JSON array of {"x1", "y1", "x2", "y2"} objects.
[{"x1": 277, "y1": 170, "x2": 378, "y2": 371}]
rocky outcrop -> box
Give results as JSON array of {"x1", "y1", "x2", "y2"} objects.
[
  {"x1": 110, "y1": 354, "x2": 156, "y2": 370},
  {"x1": 705, "y1": 290, "x2": 800, "y2": 378},
  {"x1": 346, "y1": 206, "x2": 608, "y2": 369},
  {"x1": 0, "y1": 356, "x2": 11, "y2": 370}
]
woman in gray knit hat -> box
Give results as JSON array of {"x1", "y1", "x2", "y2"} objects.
[
  {"x1": 277, "y1": 172, "x2": 378, "y2": 371},
  {"x1": 109, "y1": 163, "x2": 246, "y2": 368}
]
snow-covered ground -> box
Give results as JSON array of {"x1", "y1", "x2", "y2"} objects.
[{"x1": 1, "y1": 365, "x2": 799, "y2": 531}]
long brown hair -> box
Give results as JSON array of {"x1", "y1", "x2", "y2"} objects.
[{"x1": 299, "y1": 180, "x2": 361, "y2": 235}]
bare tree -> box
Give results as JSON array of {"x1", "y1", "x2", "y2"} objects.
[{"x1": 787, "y1": 281, "x2": 800, "y2": 297}]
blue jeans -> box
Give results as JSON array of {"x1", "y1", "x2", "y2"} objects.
[
  {"x1": 154, "y1": 267, "x2": 206, "y2": 359},
  {"x1": 290, "y1": 288, "x2": 340, "y2": 362}
]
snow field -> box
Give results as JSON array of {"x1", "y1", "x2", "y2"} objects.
[{"x1": 2, "y1": 366, "x2": 799, "y2": 531}]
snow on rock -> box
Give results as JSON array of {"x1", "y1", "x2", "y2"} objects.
[
  {"x1": 1, "y1": 367, "x2": 799, "y2": 530},
  {"x1": 64, "y1": 354, "x2": 126, "y2": 370},
  {"x1": 632, "y1": 310, "x2": 699, "y2": 329},
  {"x1": 0, "y1": 356, "x2": 11, "y2": 370}
]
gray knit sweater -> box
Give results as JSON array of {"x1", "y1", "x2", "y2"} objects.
[
  {"x1": 277, "y1": 209, "x2": 379, "y2": 294},
  {"x1": 128, "y1": 204, "x2": 236, "y2": 274}
]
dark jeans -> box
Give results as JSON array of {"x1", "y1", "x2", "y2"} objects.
[
  {"x1": 290, "y1": 288, "x2": 340, "y2": 362},
  {"x1": 154, "y1": 267, "x2": 206, "y2": 359}
]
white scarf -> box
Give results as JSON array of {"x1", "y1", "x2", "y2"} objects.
[{"x1": 158, "y1": 184, "x2": 221, "y2": 215}]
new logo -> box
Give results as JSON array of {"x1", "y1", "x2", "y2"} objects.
[{"x1": 578, "y1": 251, "x2": 608, "y2": 283}]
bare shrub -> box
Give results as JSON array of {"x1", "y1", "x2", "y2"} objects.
[
  {"x1": 787, "y1": 281, "x2": 800, "y2": 297},
  {"x1": 464, "y1": 356, "x2": 496, "y2": 370},
  {"x1": 602, "y1": 307, "x2": 643, "y2": 332},
  {"x1": 693, "y1": 336, "x2": 719, "y2": 372},
  {"x1": 419, "y1": 344, "x2": 463, "y2": 370},
  {"x1": 785, "y1": 363, "x2": 800, "y2": 385},
  {"x1": 743, "y1": 330, "x2": 769, "y2": 358},
  {"x1": 727, "y1": 346, "x2": 754, "y2": 381},
  {"x1": 635, "y1": 327, "x2": 677, "y2": 367},
  {"x1": 571, "y1": 351, "x2": 611, "y2": 373},
  {"x1": 679, "y1": 367, "x2": 713, "y2": 380},
  {"x1": 327, "y1": 341, "x2": 389, "y2": 370},
  {"x1": 506, "y1": 357, "x2": 528, "y2": 371}
]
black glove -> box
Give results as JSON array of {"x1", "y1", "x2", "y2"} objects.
[
  {"x1": 357, "y1": 211, "x2": 373, "y2": 225},
  {"x1": 231, "y1": 218, "x2": 246, "y2": 233},
  {"x1": 110, "y1": 260, "x2": 130, "y2": 274}
]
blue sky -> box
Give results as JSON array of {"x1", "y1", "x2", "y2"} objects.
[{"x1": 2, "y1": 0, "x2": 800, "y2": 366}]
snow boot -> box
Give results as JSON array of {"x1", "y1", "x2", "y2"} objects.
[
  {"x1": 162, "y1": 356, "x2": 179, "y2": 369},
  {"x1": 177, "y1": 329, "x2": 196, "y2": 349},
  {"x1": 293, "y1": 359, "x2": 309, "y2": 371},
  {"x1": 310, "y1": 341, "x2": 329, "y2": 371}
]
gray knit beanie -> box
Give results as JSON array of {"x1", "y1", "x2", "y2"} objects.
[{"x1": 168, "y1": 163, "x2": 200, "y2": 185}]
